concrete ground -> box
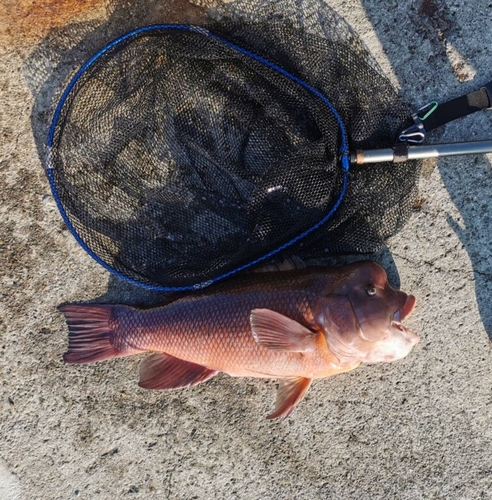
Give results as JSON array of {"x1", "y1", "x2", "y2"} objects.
[{"x1": 1, "y1": 0, "x2": 492, "y2": 498}]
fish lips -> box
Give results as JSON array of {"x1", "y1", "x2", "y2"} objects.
[
  {"x1": 394, "y1": 294, "x2": 416, "y2": 323},
  {"x1": 391, "y1": 295, "x2": 420, "y2": 344}
]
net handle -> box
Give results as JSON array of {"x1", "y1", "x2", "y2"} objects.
[
  {"x1": 351, "y1": 140, "x2": 492, "y2": 164},
  {"x1": 353, "y1": 80, "x2": 492, "y2": 164}
]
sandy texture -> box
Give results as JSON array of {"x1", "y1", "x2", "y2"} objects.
[{"x1": 1, "y1": 0, "x2": 492, "y2": 498}]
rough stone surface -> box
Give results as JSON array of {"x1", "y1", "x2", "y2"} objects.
[{"x1": 1, "y1": 1, "x2": 492, "y2": 498}]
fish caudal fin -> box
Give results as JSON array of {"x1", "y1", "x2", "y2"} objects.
[
  {"x1": 268, "y1": 377, "x2": 312, "y2": 420},
  {"x1": 59, "y1": 304, "x2": 135, "y2": 364},
  {"x1": 139, "y1": 353, "x2": 218, "y2": 390}
]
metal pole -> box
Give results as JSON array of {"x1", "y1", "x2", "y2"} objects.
[{"x1": 351, "y1": 140, "x2": 492, "y2": 165}]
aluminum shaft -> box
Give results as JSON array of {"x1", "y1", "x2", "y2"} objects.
[{"x1": 351, "y1": 140, "x2": 492, "y2": 165}]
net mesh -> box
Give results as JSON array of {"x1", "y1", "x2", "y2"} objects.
[{"x1": 47, "y1": 0, "x2": 420, "y2": 289}]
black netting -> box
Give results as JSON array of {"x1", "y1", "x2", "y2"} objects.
[{"x1": 47, "y1": 0, "x2": 420, "y2": 289}]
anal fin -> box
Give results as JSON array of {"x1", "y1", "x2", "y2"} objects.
[
  {"x1": 268, "y1": 377, "x2": 312, "y2": 420},
  {"x1": 138, "y1": 353, "x2": 218, "y2": 390}
]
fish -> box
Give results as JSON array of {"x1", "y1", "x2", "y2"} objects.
[{"x1": 58, "y1": 260, "x2": 419, "y2": 419}]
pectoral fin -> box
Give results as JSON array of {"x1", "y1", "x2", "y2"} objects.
[
  {"x1": 138, "y1": 353, "x2": 218, "y2": 390},
  {"x1": 250, "y1": 309, "x2": 318, "y2": 352},
  {"x1": 268, "y1": 377, "x2": 312, "y2": 420}
]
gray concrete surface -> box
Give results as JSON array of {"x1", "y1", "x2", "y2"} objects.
[{"x1": 1, "y1": 0, "x2": 492, "y2": 498}]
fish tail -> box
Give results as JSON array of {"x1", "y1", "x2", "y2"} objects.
[{"x1": 59, "y1": 304, "x2": 137, "y2": 364}]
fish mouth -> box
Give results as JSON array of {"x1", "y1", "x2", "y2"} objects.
[
  {"x1": 391, "y1": 295, "x2": 419, "y2": 343},
  {"x1": 394, "y1": 294, "x2": 416, "y2": 322}
]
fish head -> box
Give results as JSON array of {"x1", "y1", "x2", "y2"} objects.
[{"x1": 319, "y1": 261, "x2": 419, "y2": 364}]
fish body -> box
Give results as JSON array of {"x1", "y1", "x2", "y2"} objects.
[{"x1": 59, "y1": 261, "x2": 418, "y2": 419}]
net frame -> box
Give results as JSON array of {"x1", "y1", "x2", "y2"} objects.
[{"x1": 46, "y1": 13, "x2": 420, "y2": 291}]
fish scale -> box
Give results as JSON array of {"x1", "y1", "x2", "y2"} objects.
[{"x1": 112, "y1": 289, "x2": 325, "y2": 377}]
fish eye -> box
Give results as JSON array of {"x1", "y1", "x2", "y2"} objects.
[{"x1": 365, "y1": 284, "x2": 377, "y2": 296}]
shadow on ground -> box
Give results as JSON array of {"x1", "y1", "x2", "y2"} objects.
[{"x1": 362, "y1": 0, "x2": 492, "y2": 338}]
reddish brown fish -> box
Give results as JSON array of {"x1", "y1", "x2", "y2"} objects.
[{"x1": 59, "y1": 261, "x2": 418, "y2": 419}]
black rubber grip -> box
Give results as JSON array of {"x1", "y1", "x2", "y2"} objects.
[{"x1": 423, "y1": 81, "x2": 492, "y2": 132}]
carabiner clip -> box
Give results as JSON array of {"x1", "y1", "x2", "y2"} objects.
[
  {"x1": 398, "y1": 117, "x2": 426, "y2": 144},
  {"x1": 398, "y1": 101, "x2": 438, "y2": 144}
]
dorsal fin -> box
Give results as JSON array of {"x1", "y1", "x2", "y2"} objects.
[{"x1": 253, "y1": 256, "x2": 307, "y2": 273}]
